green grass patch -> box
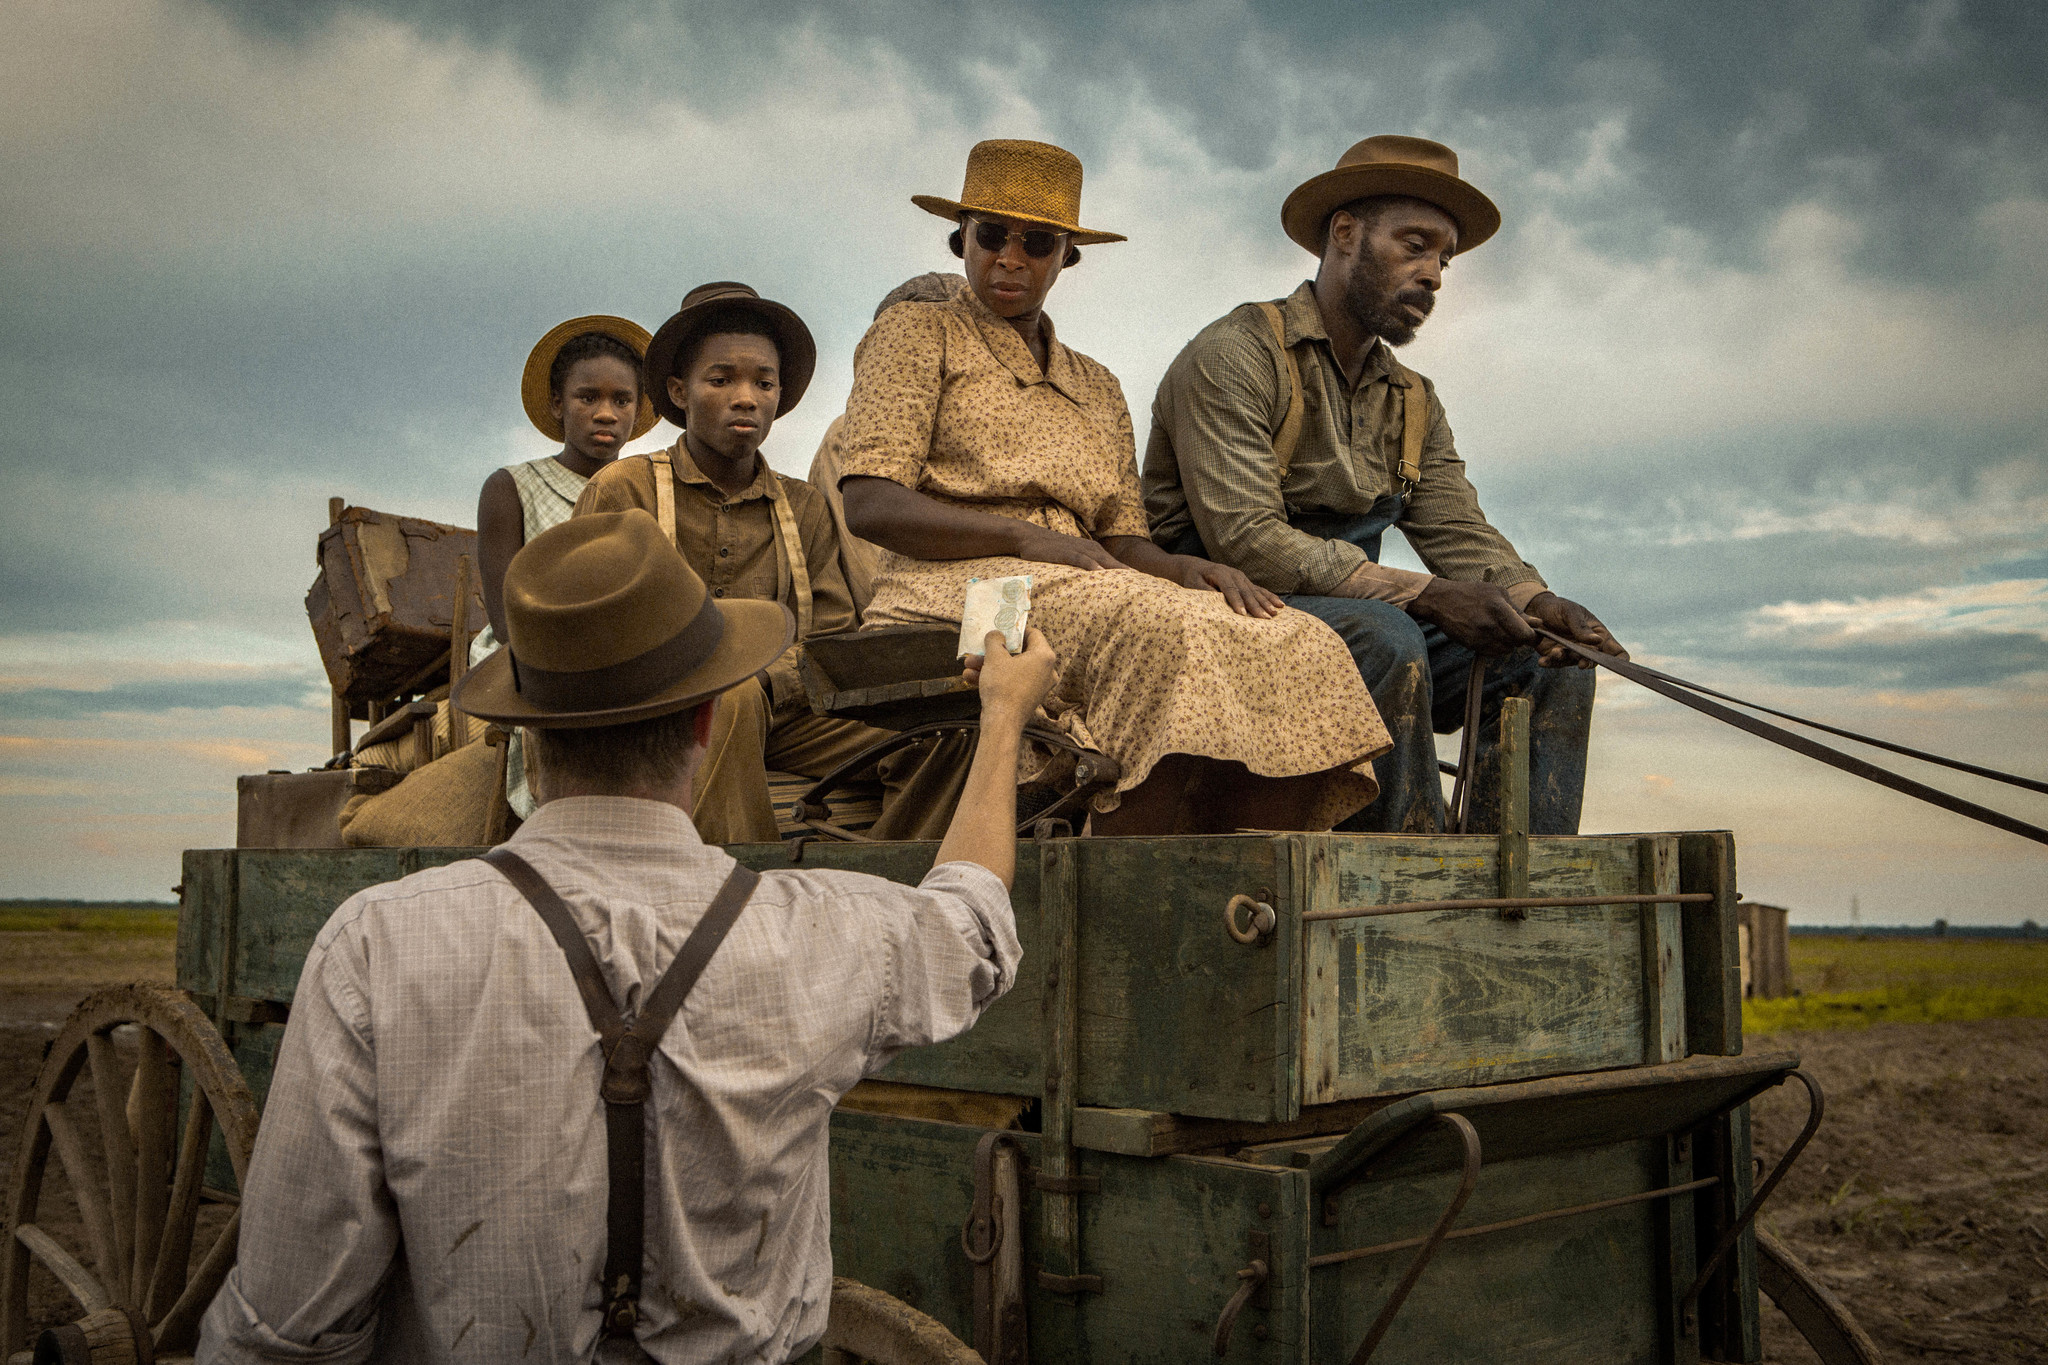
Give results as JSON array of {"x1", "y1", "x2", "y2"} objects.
[
  {"x1": 1745, "y1": 934, "x2": 2048, "y2": 1032},
  {"x1": 0, "y1": 903, "x2": 179, "y2": 935}
]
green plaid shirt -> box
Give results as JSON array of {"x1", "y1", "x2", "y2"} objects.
[{"x1": 1143, "y1": 280, "x2": 1546, "y2": 600}]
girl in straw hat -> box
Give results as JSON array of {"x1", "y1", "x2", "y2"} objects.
[
  {"x1": 840, "y1": 140, "x2": 1392, "y2": 834},
  {"x1": 473, "y1": 315, "x2": 658, "y2": 816}
]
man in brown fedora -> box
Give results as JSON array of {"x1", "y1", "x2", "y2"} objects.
[
  {"x1": 202, "y1": 509, "x2": 1058, "y2": 1362},
  {"x1": 577, "y1": 282, "x2": 970, "y2": 844},
  {"x1": 1144, "y1": 135, "x2": 1628, "y2": 835}
]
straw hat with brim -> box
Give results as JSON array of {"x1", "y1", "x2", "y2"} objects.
[
  {"x1": 454, "y1": 509, "x2": 791, "y2": 729},
  {"x1": 643, "y1": 282, "x2": 817, "y2": 429},
  {"x1": 912, "y1": 139, "x2": 1127, "y2": 246},
  {"x1": 1281, "y1": 135, "x2": 1501, "y2": 257},
  {"x1": 521, "y1": 315, "x2": 660, "y2": 443}
]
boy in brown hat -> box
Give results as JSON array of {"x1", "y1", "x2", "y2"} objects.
[
  {"x1": 576, "y1": 283, "x2": 966, "y2": 842},
  {"x1": 1144, "y1": 135, "x2": 1627, "y2": 835},
  {"x1": 204, "y1": 508, "x2": 1059, "y2": 1362}
]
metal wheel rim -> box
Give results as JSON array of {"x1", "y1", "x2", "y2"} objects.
[{"x1": 3, "y1": 985, "x2": 258, "y2": 1358}]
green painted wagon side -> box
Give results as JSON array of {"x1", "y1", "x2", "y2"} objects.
[
  {"x1": 824, "y1": 1051, "x2": 1780, "y2": 1364},
  {"x1": 177, "y1": 830, "x2": 1741, "y2": 1126}
]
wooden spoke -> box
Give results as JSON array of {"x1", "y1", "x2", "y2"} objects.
[
  {"x1": 41, "y1": 1101, "x2": 118, "y2": 1289},
  {"x1": 14, "y1": 1225, "x2": 111, "y2": 1314},
  {"x1": 130, "y1": 1030, "x2": 175, "y2": 1308},
  {"x1": 152, "y1": 1207, "x2": 239, "y2": 1353},
  {"x1": 85, "y1": 1031, "x2": 138, "y2": 1303},
  {"x1": 4, "y1": 986, "x2": 258, "y2": 1354},
  {"x1": 145, "y1": 1090, "x2": 213, "y2": 1323}
]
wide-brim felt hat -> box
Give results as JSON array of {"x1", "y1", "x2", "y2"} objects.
[
  {"x1": 643, "y1": 282, "x2": 817, "y2": 429},
  {"x1": 1281, "y1": 135, "x2": 1501, "y2": 257},
  {"x1": 521, "y1": 315, "x2": 660, "y2": 442},
  {"x1": 912, "y1": 139, "x2": 1127, "y2": 246},
  {"x1": 454, "y1": 509, "x2": 791, "y2": 729}
]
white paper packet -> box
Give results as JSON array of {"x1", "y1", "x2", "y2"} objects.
[{"x1": 957, "y1": 575, "x2": 1033, "y2": 657}]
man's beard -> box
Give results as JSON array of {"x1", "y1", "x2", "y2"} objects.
[{"x1": 1342, "y1": 249, "x2": 1433, "y2": 347}]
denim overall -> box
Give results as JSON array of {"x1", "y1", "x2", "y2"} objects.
[{"x1": 1184, "y1": 494, "x2": 1595, "y2": 834}]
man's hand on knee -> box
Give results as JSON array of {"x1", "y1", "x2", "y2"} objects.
[
  {"x1": 1524, "y1": 593, "x2": 1628, "y2": 668},
  {"x1": 1408, "y1": 579, "x2": 1538, "y2": 656}
]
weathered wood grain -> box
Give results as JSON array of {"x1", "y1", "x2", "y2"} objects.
[
  {"x1": 1306, "y1": 837, "x2": 1651, "y2": 1102},
  {"x1": 1638, "y1": 836, "x2": 1687, "y2": 1064},
  {"x1": 1677, "y1": 833, "x2": 1742, "y2": 1056}
]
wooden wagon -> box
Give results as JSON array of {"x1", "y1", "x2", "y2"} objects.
[{"x1": 5, "y1": 813, "x2": 1878, "y2": 1363}]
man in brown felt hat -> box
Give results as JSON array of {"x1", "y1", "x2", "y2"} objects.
[
  {"x1": 1144, "y1": 135, "x2": 1628, "y2": 836},
  {"x1": 576, "y1": 282, "x2": 972, "y2": 844},
  {"x1": 203, "y1": 509, "x2": 1058, "y2": 1363}
]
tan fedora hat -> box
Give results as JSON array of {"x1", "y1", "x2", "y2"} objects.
[
  {"x1": 913, "y1": 139, "x2": 1127, "y2": 246},
  {"x1": 1281, "y1": 135, "x2": 1501, "y2": 257},
  {"x1": 521, "y1": 315, "x2": 660, "y2": 443},
  {"x1": 643, "y1": 282, "x2": 817, "y2": 429},
  {"x1": 453, "y1": 509, "x2": 791, "y2": 729}
]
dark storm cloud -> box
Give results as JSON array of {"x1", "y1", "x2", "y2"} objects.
[
  {"x1": 206, "y1": 0, "x2": 2048, "y2": 282},
  {"x1": 1708, "y1": 628, "x2": 2048, "y2": 689}
]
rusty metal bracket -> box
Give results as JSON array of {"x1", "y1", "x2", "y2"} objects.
[
  {"x1": 1029, "y1": 1172, "x2": 1099, "y2": 1195},
  {"x1": 1034, "y1": 1271, "x2": 1103, "y2": 1295},
  {"x1": 1341, "y1": 1112, "x2": 1482, "y2": 1365},
  {"x1": 1681, "y1": 1069, "x2": 1825, "y2": 1336},
  {"x1": 1211, "y1": 1234, "x2": 1271, "y2": 1358}
]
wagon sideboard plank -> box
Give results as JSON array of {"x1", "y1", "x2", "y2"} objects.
[{"x1": 1304, "y1": 835, "x2": 1660, "y2": 1103}]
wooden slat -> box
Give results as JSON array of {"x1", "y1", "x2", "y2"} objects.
[
  {"x1": 130, "y1": 1030, "x2": 175, "y2": 1303},
  {"x1": 146, "y1": 1089, "x2": 213, "y2": 1322},
  {"x1": 1638, "y1": 836, "x2": 1687, "y2": 1063},
  {"x1": 1678, "y1": 833, "x2": 1742, "y2": 1056},
  {"x1": 86, "y1": 1032, "x2": 137, "y2": 1301},
  {"x1": 1036, "y1": 839, "x2": 1083, "y2": 1297},
  {"x1": 43, "y1": 1101, "x2": 118, "y2": 1288},
  {"x1": 14, "y1": 1224, "x2": 112, "y2": 1313},
  {"x1": 152, "y1": 1207, "x2": 239, "y2": 1353},
  {"x1": 1496, "y1": 697, "x2": 1531, "y2": 914}
]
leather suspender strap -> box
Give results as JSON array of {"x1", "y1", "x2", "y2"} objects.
[
  {"x1": 1388, "y1": 360, "x2": 1428, "y2": 490},
  {"x1": 649, "y1": 447, "x2": 679, "y2": 546},
  {"x1": 763, "y1": 473, "x2": 815, "y2": 639},
  {"x1": 1255, "y1": 301, "x2": 1306, "y2": 475},
  {"x1": 482, "y1": 847, "x2": 762, "y2": 1337}
]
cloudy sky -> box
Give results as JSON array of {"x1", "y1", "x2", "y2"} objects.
[{"x1": 3, "y1": 0, "x2": 2043, "y2": 921}]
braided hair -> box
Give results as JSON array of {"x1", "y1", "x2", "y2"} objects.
[{"x1": 548, "y1": 330, "x2": 642, "y2": 399}]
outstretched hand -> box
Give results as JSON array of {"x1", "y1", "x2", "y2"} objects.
[
  {"x1": 962, "y1": 627, "x2": 1059, "y2": 720},
  {"x1": 1525, "y1": 593, "x2": 1627, "y2": 668},
  {"x1": 1174, "y1": 557, "x2": 1285, "y2": 619}
]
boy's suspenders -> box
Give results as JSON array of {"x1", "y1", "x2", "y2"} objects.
[
  {"x1": 1253, "y1": 300, "x2": 1427, "y2": 491},
  {"x1": 483, "y1": 847, "x2": 761, "y2": 1339},
  {"x1": 648, "y1": 446, "x2": 814, "y2": 638}
]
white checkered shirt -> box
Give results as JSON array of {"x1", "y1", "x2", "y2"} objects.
[{"x1": 198, "y1": 797, "x2": 1018, "y2": 1363}]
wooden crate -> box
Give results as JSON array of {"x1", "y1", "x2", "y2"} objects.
[{"x1": 176, "y1": 831, "x2": 1738, "y2": 1127}]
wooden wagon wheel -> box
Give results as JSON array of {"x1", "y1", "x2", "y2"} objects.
[
  {"x1": 3, "y1": 986, "x2": 259, "y2": 1362},
  {"x1": 1756, "y1": 1228, "x2": 1884, "y2": 1365},
  {"x1": 821, "y1": 1278, "x2": 981, "y2": 1365}
]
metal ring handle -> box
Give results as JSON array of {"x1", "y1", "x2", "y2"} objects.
[{"x1": 1225, "y1": 895, "x2": 1277, "y2": 945}]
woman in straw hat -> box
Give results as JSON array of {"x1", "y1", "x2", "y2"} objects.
[
  {"x1": 473, "y1": 315, "x2": 658, "y2": 816},
  {"x1": 839, "y1": 140, "x2": 1392, "y2": 834}
]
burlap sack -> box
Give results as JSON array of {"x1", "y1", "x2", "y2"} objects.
[
  {"x1": 353, "y1": 699, "x2": 491, "y2": 776},
  {"x1": 339, "y1": 735, "x2": 509, "y2": 847}
]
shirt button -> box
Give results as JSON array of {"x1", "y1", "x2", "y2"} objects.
[
  {"x1": 712, "y1": 587, "x2": 726, "y2": 598},
  {"x1": 719, "y1": 546, "x2": 731, "y2": 557}
]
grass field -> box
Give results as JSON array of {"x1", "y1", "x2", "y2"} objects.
[
  {"x1": 1744, "y1": 933, "x2": 2048, "y2": 1032},
  {"x1": 0, "y1": 902, "x2": 178, "y2": 934}
]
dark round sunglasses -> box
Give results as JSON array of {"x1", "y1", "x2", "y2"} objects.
[{"x1": 968, "y1": 216, "x2": 1069, "y2": 260}]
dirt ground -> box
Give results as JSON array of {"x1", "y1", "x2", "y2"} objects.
[
  {"x1": 1750, "y1": 1017, "x2": 2048, "y2": 1363},
  {"x1": 3, "y1": 933, "x2": 2044, "y2": 1359}
]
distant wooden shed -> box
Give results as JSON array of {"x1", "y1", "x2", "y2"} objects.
[{"x1": 1738, "y1": 901, "x2": 1793, "y2": 999}]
